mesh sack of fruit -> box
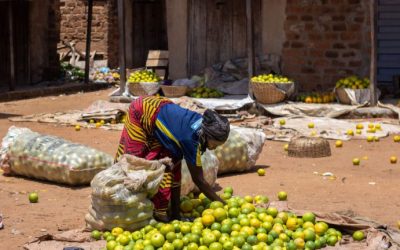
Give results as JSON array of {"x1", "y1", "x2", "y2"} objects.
[
  {"x1": 86, "y1": 154, "x2": 166, "y2": 231},
  {"x1": 0, "y1": 126, "x2": 113, "y2": 185},
  {"x1": 180, "y1": 150, "x2": 219, "y2": 195},
  {"x1": 214, "y1": 127, "x2": 266, "y2": 175}
]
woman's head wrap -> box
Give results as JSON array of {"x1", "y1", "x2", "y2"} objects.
[{"x1": 201, "y1": 109, "x2": 230, "y2": 142}]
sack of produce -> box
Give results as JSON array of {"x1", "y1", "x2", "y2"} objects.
[
  {"x1": 214, "y1": 127, "x2": 266, "y2": 175},
  {"x1": 181, "y1": 150, "x2": 219, "y2": 195},
  {"x1": 85, "y1": 155, "x2": 166, "y2": 231},
  {"x1": 0, "y1": 126, "x2": 113, "y2": 185},
  {"x1": 180, "y1": 127, "x2": 265, "y2": 195}
]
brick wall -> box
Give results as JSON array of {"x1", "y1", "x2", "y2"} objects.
[
  {"x1": 58, "y1": 0, "x2": 118, "y2": 67},
  {"x1": 282, "y1": 0, "x2": 371, "y2": 91}
]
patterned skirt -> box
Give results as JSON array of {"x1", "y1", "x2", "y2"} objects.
[{"x1": 115, "y1": 96, "x2": 181, "y2": 217}]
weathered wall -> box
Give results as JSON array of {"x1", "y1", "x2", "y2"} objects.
[
  {"x1": 166, "y1": 0, "x2": 188, "y2": 79},
  {"x1": 58, "y1": 0, "x2": 118, "y2": 67},
  {"x1": 262, "y1": 0, "x2": 286, "y2": 56},
  {"x1": 29, "y1": 0, "x2": 60, "y2": 83},
  {"x1": 282, "y1": 0, "x2": 371, "y2": 91}
]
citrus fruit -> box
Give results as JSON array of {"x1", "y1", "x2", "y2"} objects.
[
  {"x1": 305, "y1": 240, "x2": 316, "y2": 250},
  {"x1": 279, "y1": 119, "x2": 286, "y2": 126},
  {"x1": 187, "y1": 242, "x2": 199, "y2": 250},
  {"x1": 118, "y1": 235, "x2": 130, "y2": 246},
  {"x1": 112, "y1": 227, "x2": 124, "y2": 236},
  {"x1": 180, "y1": 200, "x2": 194, "y2": 213},
  {"x1": 326, "y1": 235, "x2": 338, "y2": 246},
  {"x1": 91, "y1": 230, "x2": 102, "y2": 240},
  {"x1": 286, "y1": 217, "x2": 297, "y2": 231},
  {"x1": 257, "y1": 169, "x2": 265, "y2": 176},
  {"x1": 266, "y1": 207, "x2": 278, "y2": 218},
  {"x1": 224, "y1": 187, "x2": 233, "y2": 194},
  {"x1": 209, "y1": 242, "x2": 223, "y2": 250},
  {"x1": 335, "y1": 140, "x2": 343, "y2": 147},
  {"x1": 202, "y1": 214, "x2": 216, "y2": 226},
  {"x1": 390, "y1": 156, "x2": 397, "y2": 164},
  {"x1": 352, "y1": 230, "x2": 365, "y2": 241},
  {"x1": 210, "y1": 201, "x2": 224, "y2": 209},
  {"x1": 106, "y1": 240, "x2": 118, "y2": 250},
  {"x1": 301, "y1": 212, "x2": 316, "y2": 223},
  {"x1": 161, "y1": 224, "x2": 175, "y2": 236},
  {"x1": 277, "y1": 191, "x2": 287, "y2": 201},
  {"x1": 352, "y1": 158, "x2": 360, "y2": 165},
  {"x1": 314, "y1": 222, "x2": 328, "y2": 235},
  {"x1": 28, "y1": 192, "x2": 39, "y2": 203},
  {"x1": 75, "y1": 125, "x2": 81, "y2": 131},
  {"x1": 244, "y1": 196, "x2": 253, "y2": 203},
  {"x1": 213, "y1": 208, "x2": 227, "y2": 222},
  {"x1": 284, "y1": 144, "x2": 289, "y2": 151},
  {"x1": 151, "y1": 233, "x2": 165, "y2": 248},
  {"x1": 203, "y1": 233, "x2": 217, "y2": 246}
]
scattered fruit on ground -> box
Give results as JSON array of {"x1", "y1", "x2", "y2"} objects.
[
  {"x1": 95, "y1": 122, "x2": 102, "y2": 128},
  {"x1": 74, "y1": 125, "x2": 80, "y2": 131},
  {"x1": 390, "y1": 156, "x2": 397, "y2": 164},
  {"x1": 367, "y1": 136, "x2": 374, "y2": 142},
  {"x1": 277, "y1": 191, "x2": 288, "y2": 201},
  {"x1": 356, "y1": 124, "x2": 364, "y2": 130},
  {"x1": 347, "y1": 129, "x2": 354, "y2": 136},
  {"x1": 28, "y1": 192, "x2": 39, "y2": 203},
  {"x1": 279, "y1": 119, "x2": 286, "y2": 126},
  {"x1": 257, "y1": 168, "x2": 265, "y2": 176},
  {"x1": 310, "y1": 131, "x2": 317, "y2": 136},
  {"x1": 394, "y1": 135, "x2": 400, "y2": 143},
  {"x1": 353, "y1": 158, "x2": 360, "y2": 166},
  {"x1": 284, "y1": 144, "x2": 289, "y2": 151},
  {"x1": 251, "y1": 74, "x2": 294, "y2": 84},
  {"x1": 308, "y1": 122, "x2": 315, "y2": 129},
  {"x1": 335, "y1": 140, "x2": 343, "y2": 147},
  {"x1": 352, "y1": 230, "x2": 365, "y2": 241},
  {"x1": 188, "y1": 86, "x2": 224, "y2": 98},
  {"x1": 356, "y1": 129, "x2": 362, "y2": 135},
  {"x1": 336, "y1": 75, "x2": 370, "y2": 89},
  {"x1": 397, "y1": 221, "x2": 400, "y2": 230}
]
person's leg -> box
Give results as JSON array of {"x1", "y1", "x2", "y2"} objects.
[{"x1": 170, "y1": 161, "x2": 182, "y2": 220}]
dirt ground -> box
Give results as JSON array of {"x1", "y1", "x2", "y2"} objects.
[{"x1": 0, "y1": 89, "x2": 400, "y2": 249}]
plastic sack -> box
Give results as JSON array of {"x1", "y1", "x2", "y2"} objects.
[
  {"x1": 0, "y1": 126, "x2": 113, "y2": 185},
  {"x1": 86, "y1": 154, "x2": 166, "y2": 231},
  {"x1": 214, "y1": 127, "x2": 266, "y2": 175},
  {"x1": 180, "y1": 150, "x2": 219, "y2": 195}
]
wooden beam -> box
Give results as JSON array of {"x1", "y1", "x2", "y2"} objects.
[
  {"x1": 246, "y1": 0, "x2": 255, "y2": 96},
  {"x1": 8, "y1": 1, "x2": 15, "y2": 91},
  {"x1": 84, "y1": 0, "x2": 93, "y2": 84},
  {"x1": 369, "y1": 0, "x2": 378, "y2": 105},
  {"x1": 118, "y1": 0, "x2": 127, "y2": 95}
]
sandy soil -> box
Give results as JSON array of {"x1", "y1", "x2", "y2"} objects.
[{"x1": 0, "y1": 89, "x2": 399, "y2": 249}]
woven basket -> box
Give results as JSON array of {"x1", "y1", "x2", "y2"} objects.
[
  {"x1": 288, "y1": 136, "x2": 331, "y2": 158},
  {"x1": 335, "y1": 88, "x2": 352, "y2": 105},
  {"x1": 251, "y1": 81, "x2": 292, "y2": 104},
  {"x1": 128, "y1": 82, "x2": 160, "y2": 96},
  {"x1": 161, "y1": 85, "x2": 188, "y2": 98}
]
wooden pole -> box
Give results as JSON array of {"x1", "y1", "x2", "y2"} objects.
[
  {"x1": 84, "y1": 0, "x2": 93, "y2": 84},
  {"x1": 369, "y1": 0, "x2": 378, "y2": 105},
  {"x1": 246, "y1": 0, "x2": 255, "y2": 97},
  {"x1": 8, "y1": 1, "x2": 15, "y2": 91},
  {"x1": 118, "y1": 0, "x2": 127, "y2": 95}
]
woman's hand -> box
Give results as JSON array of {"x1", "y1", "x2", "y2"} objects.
[{"x1": 187, "y1": 163, "x2": 225, "y2": 204}]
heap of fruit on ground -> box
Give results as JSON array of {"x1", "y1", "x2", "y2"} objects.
[
  {"x1": 188, "y1": 87, "x2": 224, "y2": 98},
  {"x1": 93, "y1": 188, "x2": 364, "y2": 250},
  {"x1": 295, "y1": 92, "x2": 336, "y2": 104}
]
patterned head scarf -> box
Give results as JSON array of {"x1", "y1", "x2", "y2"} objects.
[{"x1": 201, "y1": 109, "x2": 230, "y2": 143}]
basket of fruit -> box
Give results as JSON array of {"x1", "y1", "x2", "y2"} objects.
[
  {"x1": 335, "y1": 76, "x2": 371, "y2": 105},
  {"x1": 251, "y1": 74, "x2": 295, "y2": 104},
  {"x1": 161, "y1": 85, "x2": 188, "y2": 98},
  {"x1": 127, "y1": 70, "x2": 161, "y2": 96},
  {"x1": 288, "y1": 136, "x2": 331, "y2": 158},
  {"x1": 188, "y1": 86, "x2": 224, "y2": 98}
]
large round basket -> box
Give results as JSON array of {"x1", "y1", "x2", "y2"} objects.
[
  {"x1": 128, "y1": 82, "x2": 160, "y2": 96},
  {"x1": 335, "y1": 88, "x2": 352, "y2": 105},
  {"x1": 288, "y1": 136, "x2": 331, "y2": 158},
  {"x1": 251, "y1": 81, "x2": 292, "y2": 104},
  {"x1": 161, "y1": 85, "x2": 188, "y2": 98}
]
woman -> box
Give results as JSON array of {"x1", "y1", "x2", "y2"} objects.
[{"x1": 115, "y1": 96, "x2": 230, "y2": 222}]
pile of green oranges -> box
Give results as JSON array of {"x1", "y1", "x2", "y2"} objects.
[
  {"x1": 94, "y1": 188, "x2": 364, "y2": 250},
  {"x1": 128, "y1": 70, "x2": 161, "y2": 83}
]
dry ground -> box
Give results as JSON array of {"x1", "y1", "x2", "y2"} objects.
[{"x1": 0, "y1": 89, "x2": 399, "y2": 249}]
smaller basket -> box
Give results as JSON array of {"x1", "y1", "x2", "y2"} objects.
[
  {"x1": 335, "y1": 88, "x2": 352, "y2": 105},
  {"x1": 161, "y1": 85, "x2": 188, "y2": 98},
  {"x1": 251, "y1": 81, "x2": 292, "y2": 104},
  {"x1": 288, "y1": 136, "x2": 331, "y2": 158},
  {"x1": 128, "y1": 82, "x2": 160, "y2": 96}
]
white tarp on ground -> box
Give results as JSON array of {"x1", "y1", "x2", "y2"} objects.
[
  {"x1": 266, "y1": 116, "x2": 400, "y2": 141},
  {"x1": 176, "y1": 95, "x2": 254, "y2": 110},
  {"x1": 259, "y1": 102, "x2": 365, "y2": 118}
]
